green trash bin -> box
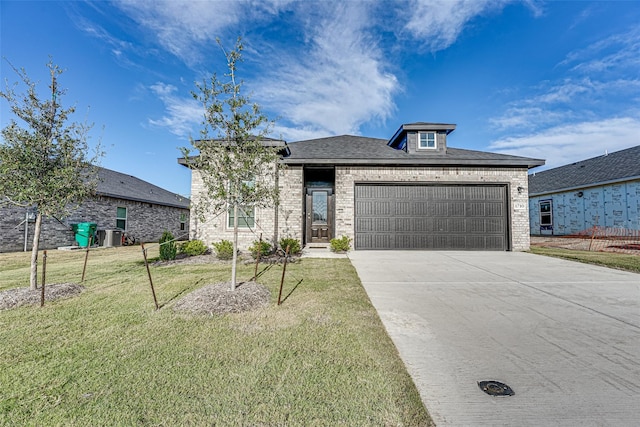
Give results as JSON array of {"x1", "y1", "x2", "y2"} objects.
[{"x1": 73, "y1": 222, "x2": 97, "y2": 247}]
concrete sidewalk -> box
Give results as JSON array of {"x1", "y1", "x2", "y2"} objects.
[{"x1": 348, "y1": 251, "x2": 640, "y2": 426}]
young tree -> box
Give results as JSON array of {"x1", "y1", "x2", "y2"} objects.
[
  {"x1": 0, "y1": 60, "x2": 102, "y2": 290},
  {"x1": 182, "y1": 38, "x2": 281, "y2": 290}
]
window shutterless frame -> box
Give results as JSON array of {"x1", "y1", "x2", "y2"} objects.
[
  {"x1": 228, "y1": 205, "x2": 255, "y2": 228},
  {"x1": 539, "y1": 200, "x2": 552, "y2": 226},
  {"x1": 116, "y1": 206, "x2": 127, "y2": 230},
  {"x1": 418, "y1": 131, "x2": 436, "y2": 149}
]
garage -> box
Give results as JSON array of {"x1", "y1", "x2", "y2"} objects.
[{"x1": 355, "y1": 184, "x2": 509, "y2": 250}]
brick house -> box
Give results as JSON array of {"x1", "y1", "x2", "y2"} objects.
[
  {"x1": 182, "y1": 122, "x2": 544, "y2": 251},
  {"x1": 0, "y1": 167, "x2": 190, "y2": 253},
  {"x1": 529, "y1": 145, "x2": 640, "y2": 235}
]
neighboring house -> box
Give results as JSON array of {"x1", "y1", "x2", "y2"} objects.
[
  {"x1": 183, "y1": 122, "x2": 544, "y2": 251},
  {"x1": 0, "y1": 167, "x2": 190, "y2": 253},
  {"x1": 529, "y1": 145, "x2": 640, "y2": 236}
]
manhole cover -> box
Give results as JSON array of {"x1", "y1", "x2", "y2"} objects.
[{"x1": 478, "y1": 380, "x2": 514, "y2": 396}]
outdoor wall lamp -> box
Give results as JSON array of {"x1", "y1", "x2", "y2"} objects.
[
  {"x1": 577, "y1": 191, "x2": 584, "y2": 197},
  {"x1": 517, "y1": 186, "x2": 524, "y2": 194}
]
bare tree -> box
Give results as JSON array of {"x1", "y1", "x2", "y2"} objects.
[
  {"x1": 182, "y1": 38, "x2": 281, "y2": 290},
  {"x1": 0, "y1": 59, "x2": 102, "y2": 290}
]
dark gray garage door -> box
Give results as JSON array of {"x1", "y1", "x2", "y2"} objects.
[{"x1": 355, "y1": 184, "x2": 509, "y2": 250}]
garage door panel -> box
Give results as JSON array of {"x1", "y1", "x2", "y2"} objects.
[
  {"x1": 395, "y1": 217, "x2": 430, "y2": 233},
  {"x1": 467, "y1": 203, "x2": 486, "y2": 216},
  {"x1": 448, "y1": 218, "x2": 466, "y2": 233},
  {"x1": 485, "y1": 236, "x2": 506, "y2": 249},
  {"x1": 355, "y1": 184, "x2": 509, "y2": 250},
  {"x1": 357, "y1": 217, "x2": 392, "y2": 232},
  {"x1": 356, "y1": 200, "x2": 392, "y2": 216},
  {"x1": 485, "y1": 219, "x2": 505, "y2": 233},
  {"x1": 358, "y1": 234, "x2": 392, "y2": 249},
  {"x1": 485, "y1": 202, "x2": 504, "y2": 216},
  {"x1": 450, "y1": 202, "x2": 466, "y2": 216}
]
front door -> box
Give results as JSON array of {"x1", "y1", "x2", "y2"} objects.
[{"x1": 306, "y1": 189, "x2": 334, "y2": 244}]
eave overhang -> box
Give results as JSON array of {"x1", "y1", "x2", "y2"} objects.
[{"x1": 281, "y1": 157, "x2": 545, "y2": 169}]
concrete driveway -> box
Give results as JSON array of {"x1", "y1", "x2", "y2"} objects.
[{"x1": 348, "y1": 251, "x2": 640, "y2": 426}]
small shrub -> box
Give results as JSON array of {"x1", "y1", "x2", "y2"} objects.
[
  {"x1": 279, "y1": 237, "x2": 301, "y2": 255},
  {"x1": 212, "y1": 239, "x2": 234, "y2": 260},
  {"x1": 330, "y1": 235, "x2": 352, "y2": 253},
  {"x1": 159, "y1": 231, "x2": 177, "y2": 261},
  {"x1": 248, "y1": 240, "x2": 272, "y2": 258},
  {"x1": 179, "y1": 239, "x2": 208, "y2": 256}
]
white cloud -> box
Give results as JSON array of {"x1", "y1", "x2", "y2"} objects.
[
  {"x1": 491, "y1": 76, "x2": 640, "y2": 132},
  {"x1": 111, "y1": 1, "x2": 533, "y2": 140},
  {"x1": 114, "y1": 0, "x2": 290, "y2": 65},
  {"x1": 561, "y1": 26, "x2": 640, "y2": 73},
  {"x1": 403, "y1": 0, "x2": 513, "y2": 51},
  {"x1": 147, "y1": 83, "x2": 202, "y2": 138},
  {"x1": 490, "y1": 107, "x2": 569, "y2": 131},
  {"x1": 255, "y1": 2, "x2": 398, "y2": 136},
  {"x1": 489, "y1": 117, "x2": 640, "y2": 169}
]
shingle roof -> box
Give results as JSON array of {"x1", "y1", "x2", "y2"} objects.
[
  {"x1": 282, "y1": 135, "x2": 544, "y2": 168},
  {"x1": 96, "y1": 167, "x2": 190, "y2": 209},
  {"x1": 528, "y1": 145, "x2": 640, "y2": 195}
]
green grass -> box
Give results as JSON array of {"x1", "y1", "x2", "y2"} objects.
[
  {"x1": 529, "y1": 246, "x2": 640, "y2": 273},
  {"x1": 0, "y1": 247, "x2": 431, "y2": 426}
]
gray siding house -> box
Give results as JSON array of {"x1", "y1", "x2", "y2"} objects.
[
  {"x1": 183, "y1": 123, "x2": 544, "y2": 251},
  {"x1": 529, "y1": 145, "x2": 640, "y2": 236},
  {"x1": 0, "y1": 167, "x2": 190, "y2": 253}
]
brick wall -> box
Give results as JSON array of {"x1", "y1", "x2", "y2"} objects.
[
  {"x1": 190, "y1": 166, "x2": 304, "y2": 251},
  {"x1": 190, "y1": 164, "x2": 531, "y2": 251},
  {"x1": 0, "y1": 197, "x2": 189, "y2": 253}
]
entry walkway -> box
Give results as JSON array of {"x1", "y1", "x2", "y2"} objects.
[{"x1": 348, "y1": 251, "x2": 640, "y2": 426}]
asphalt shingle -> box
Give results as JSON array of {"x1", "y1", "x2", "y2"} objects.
[
  {"x1": 529, "y1": 145, "x2": 640, "y2": 195},
  {"x1": 96, "y1": 167, "x2": 189, "y2": 209},
  {"x1": 283, "y1": 135, "x2": 543, "y2": 168}
]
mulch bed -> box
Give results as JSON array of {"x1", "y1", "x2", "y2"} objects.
[
  {"x1": 154, "y1": 253, "x2": 300, "y2": 267},
  {"x1": 172, "y1": 281, "x2": 271, "y2": 316},
  {"x1": 0, "y1": 283, "x2": 84, "y2": 310}
]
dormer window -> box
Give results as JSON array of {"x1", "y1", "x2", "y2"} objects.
[{"x1": 418, "y1": 132, "x2": 436, "y2": 149}]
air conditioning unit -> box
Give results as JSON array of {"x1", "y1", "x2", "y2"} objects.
[{"x1": 104, "y1": 229, "x2": 123, "y2": 247}]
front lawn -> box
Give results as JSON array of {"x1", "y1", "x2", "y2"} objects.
[
  {"x1": 529, "y1": 246, "x2": 640, "y2": 273},
  {"x1": 0, "y1": 246, "x2": 431, "y2": 426}
]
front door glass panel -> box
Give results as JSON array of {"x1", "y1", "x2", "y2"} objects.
[{"x1": 312, "y1": 191, "x2": 328, "y2": 224}]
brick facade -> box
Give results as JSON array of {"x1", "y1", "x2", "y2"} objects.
[
  {"x1": 191, "y1": 165, "x2": 532, "y2": 251},
  {"x1": 190, "y1": 167, "x2": 303, "y2": 250},
  {"x1": 0, "y1": 196, "x2": 189, "y2": 253}
]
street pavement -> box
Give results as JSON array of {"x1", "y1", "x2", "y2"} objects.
[{"x1": 348, "y1": 251, "x2": 640, "y2": 426}]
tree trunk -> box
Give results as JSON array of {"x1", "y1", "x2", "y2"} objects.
[
  {"x1": 29, "y1": 212, "x2": 43, "y2": 290},
  {"x1": 231, "y1": 203, "x2": 238, "y2": 291}
]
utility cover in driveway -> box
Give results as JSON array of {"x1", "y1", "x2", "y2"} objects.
[
  {"x1": 478, "y1": 380, "x2": 515, "y2": 396},
  {"x1": 355, "y1": 184, "x2": 509, "y2": 250}
]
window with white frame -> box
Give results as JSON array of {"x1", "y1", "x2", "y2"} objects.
[
  {"x1": 539, "y1": 200, "x2": 552, "y2": 226},
  {"x1": 418, "y1": 132, "x2": 436, "y2": 149},
  {"x1": 116, "y1": 206, "x2": 127, "y2": 230}
]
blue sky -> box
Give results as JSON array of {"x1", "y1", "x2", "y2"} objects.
[{"x1": 2, "y1": 1, "x2": 639, "y2": 198}]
